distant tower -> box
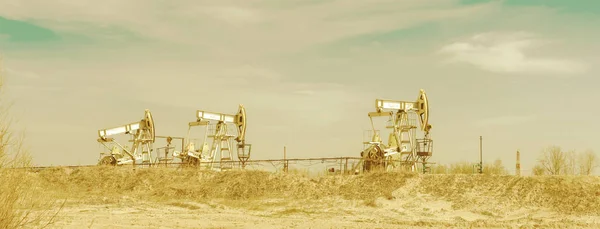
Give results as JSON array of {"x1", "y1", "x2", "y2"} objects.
[{"x1": 516, "y1": 150, "x2": 521, "y2": 176}]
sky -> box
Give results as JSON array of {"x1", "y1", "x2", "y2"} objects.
[{"x1": 0, "y1": 0, "x2": 599, "y2": 174}]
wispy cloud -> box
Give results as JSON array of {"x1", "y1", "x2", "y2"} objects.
[
  {"x1": 474, "y1": 114, "x2": 537, "y2": 128},
  {"x1": 438, "y1": 31, "x2": 589, "y2": 75},
  {"x1": 5, "y1": 67, "x2": 40, "y2": 79},
  {"x1": 0, "y1": 0, "x2": 497, "y2": 56},
  {"x1": 293, "y1": 90, "x2": 316, "y2": 96}
]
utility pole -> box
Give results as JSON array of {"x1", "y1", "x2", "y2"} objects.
[
  {"x1": 479, "y1": 136, "x2": 483, "y2": 174},
  {"x1": 516, "y1": 150, "x2": 521, "y2": 176},
  {"x1": 283, "y1": 146, "x2": 288, "y2": 173}
]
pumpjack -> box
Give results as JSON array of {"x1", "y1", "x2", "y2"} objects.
[
  {"x1": 173, "y1": 104, "x2": 251, "y2": 171},
  {"x1": 356, "y1": 89, "x2": 433, "y2": 173},
  {"x1": 97, "y1": 109, "x2": 156, "y2": 166}
]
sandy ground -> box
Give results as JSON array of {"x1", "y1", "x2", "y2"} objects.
[{"x1": 39, "y1": 193, "x2": 600, "y2": 228}]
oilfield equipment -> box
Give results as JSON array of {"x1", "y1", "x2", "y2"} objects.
[
  {"x1": 87, "y1": 92, "x2": 438, "y2": 175},
  {"x1": 356, "y1": 89, "x2": 433, "y2": 173},
  {"x1": 172, "y1": 104, "x2": 251, "y2": 171},
  {"x1": 153, "y1": 136, "x2": 185, "y2": 166},
  {"x1": 97, "y1": 109, "x2": 156, "y2": 166}
]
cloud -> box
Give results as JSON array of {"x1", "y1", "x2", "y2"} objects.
[
  {"x1": 474, "y1": 114, "x2": 537, "y2": 128},
  {"x1": 201, "y1": 6, "x2": 264, "y2": 26},
  {"x1": 86, "y1": 60, "x2": 359, "y2": 124},
  {"x1": 293, "y1": 90, "x2": 316, "y2": 96},
  {"x1": 438, "y1": 31, "x2": 589, "y2": 75},
  {"x1": 0, "y1": 16, "x2": 60, "y2": 42},
  {"x1": 219, "y1": 64, "x2": 282, "y2": 84},
  {"x1": 0, "y1": 0, "x2": 498, "y2": 56},
  {"x1": 4, "y1": 67, "x2": 40, "y2": 79}
]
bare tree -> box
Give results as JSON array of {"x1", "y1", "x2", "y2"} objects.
[
  {"x1": 538, "y1": 145, "x2": 566, "y2": 175},
  {"x1": 579, "y1": 149, "x2": 598, "y2": 175},
  {"x1": 532, "y1": 164, "x2": 545, "y2": 176},
  {"x1": 563, "y1": 150, "x2": 578, "y2": 175}
]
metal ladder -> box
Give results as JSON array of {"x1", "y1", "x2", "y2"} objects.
[
  {"x1": 207, "y1": 122, "x2": 235, "y2": 171},
  {"x1": 398, "y1": 112, "x2": 418, "y2": 171}
]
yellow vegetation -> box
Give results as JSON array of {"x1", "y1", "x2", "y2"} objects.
[
  {"x1": 21, "y1": 166, "x2": 600, "y2": 216},
  {"x1": 0, "y1": 61, "x2": 62, "y2": 229}
]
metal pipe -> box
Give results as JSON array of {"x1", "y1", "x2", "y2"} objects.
[{"x1": 22, "y1": 156, "x2": 439, "y2": 171}]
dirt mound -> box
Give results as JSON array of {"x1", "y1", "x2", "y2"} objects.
[
  {"x1": 34, "y1": 167, "x2": 415, "y2": 201},
  {"x1": 31, "y1": 167, "x2": 600, "y2": 215},
  {"x1": 415, "y1": 174, "x2": 600, "y2": 215},
  {"x1": 11, "y1": 167, "x2": 600, "y2": 228}
]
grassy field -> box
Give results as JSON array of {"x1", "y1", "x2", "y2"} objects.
[{"x1": 2, "y1": 166, "x2": 600, "y2": 228}]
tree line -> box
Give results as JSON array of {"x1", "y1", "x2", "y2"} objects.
[
  {"x1": 532, "y1": 146, "x2": 598, "y2": 176},
  {"x1": 427, "y1": 146, "x2": 598, "y2": 176}
]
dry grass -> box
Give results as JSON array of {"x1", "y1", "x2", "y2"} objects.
[
  {"x1": 418, "y1": 174, "x2": 600, "y2": 215},
  {"x1": 26, "y1": 166, "x2": 600, "y2": 216},
  {"x1": 35, "y1": 167, "x2": 416, "y2": 203},
  {"x1": 431, "y1": 160, "x2": 508, "y2": 175},
  {"x1": 0, "y1": 134, "x2": 65, "y2": 229},
  {"x1": 0, "y1": 170, "x2": 28, "y2": 228},
  {"x1": 0, "y1": 165, "x2": 598, "y2": 228},
  {"x1": 0, "y1": 61, "x2": 63, "y2": 229},
  {"x1": 0, "y1": 169, "x2": 65, "y2": 228}
]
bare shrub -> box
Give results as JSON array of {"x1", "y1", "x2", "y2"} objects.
[
  {"x1": 0, "y1": 57, "x2": 63, "y2": 229},
  {"x1": 483, "y1": 159, "x2": 507, "y2": 175},
  {"x1": 430, "y1": 159, "x2": 506, "y2": 175},
  {"x1": 532, "y1": 164, "x2": 545, "y2": 176},
  {"x1": 448, "y1": 161, "x2": 475, "y2": 174},
  {"x1": 287, "y1": 167, "x2": 310, "y2": 177},
  {"x1": 579, "y1": 150, "x2": 598, "y2": 175},
  {"x1": 430, "y1": 164, "x2": 448, "y2": 174}
]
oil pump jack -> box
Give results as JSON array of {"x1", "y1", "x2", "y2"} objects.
[
  {"x1": 173, "y1": 104, "x2": 251, "y2": 171},
  {"x1": 97, "y1": 109, "x2": 156, "y2": 166},
  {"x1": 357, "y1": 89, "x2": 433, "y2": 173}
]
